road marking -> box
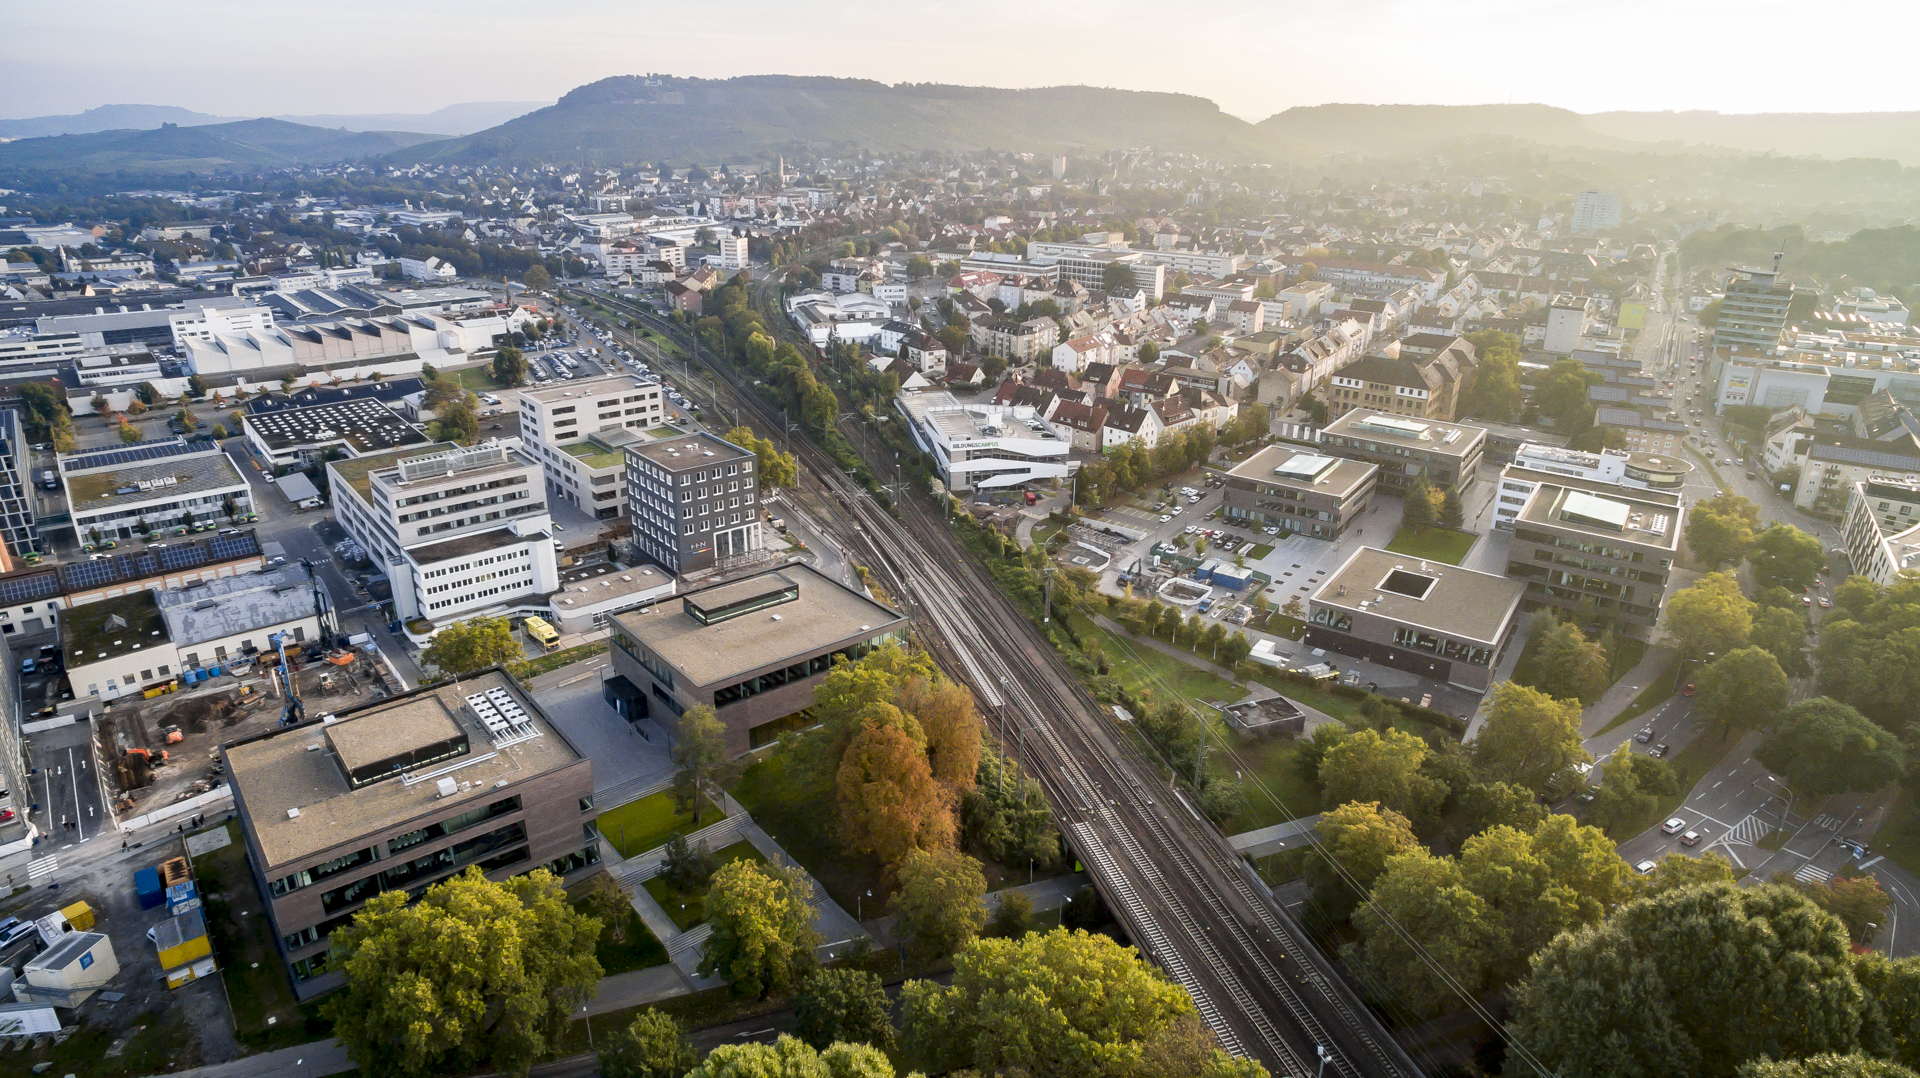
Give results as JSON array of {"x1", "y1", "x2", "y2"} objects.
[
  {"x1": 1812, "y1": 814, "x2": 1843, "y2": 830},
  {"x1": 1712, "y1": 781, "x2": 1723, "y2": 789},
  {"x1": 67, "y1": 747, "x2": 84, "y2": 842},
  {"x1": 1793, "y1": 863, "x2": 1833, "y2": 884},
  {"x1": 1859, "y1": 855, "x2": 1886, "y2": 869},
  {"x1": 26, "y1": 856, "x2": 56, "y2": 880}
]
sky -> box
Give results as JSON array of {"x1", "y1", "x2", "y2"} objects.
[{"x1": 6, "y1": 0, "x2": 1917, "y2": 121}]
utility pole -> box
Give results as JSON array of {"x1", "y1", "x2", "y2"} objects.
[{"x1": 1043, "y1": 564, "x2": 1054, "y2": 624}]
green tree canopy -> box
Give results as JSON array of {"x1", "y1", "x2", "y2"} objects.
[
  {"x1": 1750, "y1": 523, "x2": 1827, "y2": 591},
  {"x1": 1512, "y1": 883, "x2": 1890, "y2": 1078},
  {"x1": 687, "y1": 1035, "x2": 900, "y2": 1078},
  {"x1": 1317, "y1": 727, "x2": 1445, "y2": 824},
  {"x1": 892, "y1": 848, "x2": 988, "y2": 966},
  {"x1": 900, "y1": 929, "x2": 1220, "y2": 1078},
  {"x1": 1816, "y1": 575, "x2": 1920, "y2": 738},
  {"x1": 1471, "y1": 682, "x2": 1590, "y2": 794},
  {"x1": 699, "y1": 859, "x2": 820, "y2": 998},
  {"x1": 421, "y1": 615, "x2": 521, "y2": 675},
  {"x1": 671, "y1": 704, "x2": 728, "y2": 816},
  {"x1": 523, "y1": 264, "x2": 552, "y2": 290},
  {"x1": 323, "y1": 867, "x2": 602, "y2": 1078},
  {"x1": 1686, "y1": 493, "x2": 1761, "y2": 567},
  {"x1": 1305, "y1": 801, "x2": 1420, "y2": 922},
  {"x1": 1401, "y1": 477, "x2": 1436, "y2": 531},
  {"x1": 493, "y1": 344, "x2": 529, "y2": 386},
  {"x1": 1738, "y1": 1056, "x2": 1919, "y2": 1078},
  {"x1": 1756, "y1": 698, "x2": 1906, "y2": 796},
  {"x1": 1633, "y1": 851, "x2": 1737, "y2": 896},
  {"x1": 1695, "y1": 646, "x2": 1791, "y2": 738},
  {"x1": 1346, "y1": 848, "x2": 1495, "y2": 1017},
  {"x1": 1750, "y1": 604, "x2": 1813, "y2": 678},
  {"x1": 597, "y1": 1011, "x2": 697, "y2": 1078},
  {"x1": 1665, "y1": 571, "x2": 1757, "y2": 660},
  {"x1": 1530, "y1": 611, "x2": 1612, "y2": 704},
  {"x1": 795, "y1": 968, "x2": 897, "y2": 1051},
  {"x1": 724, "y1": 425, "x2": 799, "y2": 489}
]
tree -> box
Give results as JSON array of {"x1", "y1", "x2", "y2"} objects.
[
  {"x1": 1304, "y1": 801, "x2": 1419, "y2": 922},
  {"x1": 1750, "y1": 523, "x2": 1826, "y2": 590},
  {"x1": 1438, "y1": 485, "x2": 1466, "y2": 529},
  {"x1": 1665, "y1": 571, "x2": 1756, "y2": 660},
  {"x1": 794, "y1": 969, "x2": 896, "y2": 1050},
  {"x1": 660, "y1": 833, "x2": 717, "y2": 892},
  {"x1": 687, "y1": 1035, "x2": 896, "y2": 1078},
  {"x1": 135, "y1": 381, "x2": 161, "y2": 406},
  {"x1": 893, "y1": 848, "x2": 988, "y2": 966},
  {"x1": 424, "y1": 375, "x2": 466, "y2": 411},
  {"x1": 1530, "y1": 613, "x2": 1612, "y2": 704},
  {"x1": 1317, "y1": 727, "x2": 1444, "y2": 824},
  {"x1": 671, "y1": 704, "x2": 727, "y2": 817},
  {"x1": 1756, "y1": 698, "x2": 1906, "y2": 796},
  {"x1": 1686, "y1": 493, "x2": 1761, "y2": 567},
  {"x1": 1750, "y1": 605, "x2": 1813, "y2": 678},
  {"x1": 324, "y1": 868, "x2": 602, "y2": 1078},
  {"x1": 1512, "y1": 883, "x2": 1877, "y2": 1078},
  {"x1": 1458, "y1": 817, "x2": 1624, "y2": 983},
  {"x1": 1401, "y1": 477, "x2": 1436, "y2": 531},
  {"x1": 836, "y1": 710, "x2": 956, "y2": 866},
  {"x1": 493, "y1": 345, "x2": 529, "y2": 386},
  {"x1": 699, "y1": 859, "x2": 820, "y2": 998},
  {"x1": 900, "y1": 929, "x2": 1212, "y2": 1078},
  {"x1": 211, "y1": 423, "x2": 229, "y2": 440},
  {"x1": 1633, "y1": 851, "x2": 1738, "y2": 896},
  {"x1": 187, "y1": 373, "x2": 208, "y2": 398},
  {"x1": 598, "y1": 1011, "x2": 697, "y2": 1078},
  {"x1": 1533, "y1": 358, "x2": 1602, "y2": 430},
  {"x1": 1779, "y1": 874, "x2": 1895, "y2": 946},
  {"x1": 960, "y1": 750, "x2": 1059, "y2": 872},
  {"x1": 421, "y1": 615, "x2": 520, "y2": 675},
  {"x1": 1739, "y1": 1057, "x2": 1920, "y2": 1078},
  {"x1": 1454, "y1": 780, "x2": 1548, "y2": 839},
  {"x1": 1854, "y1": 952, "x2": 1920, "y2": 1069},
  {"x1": 1694, "y1": 646, "x2": 1790, "y2": 738},
  {"x1": 117, "y1": 419, "x2": 141, "y2": 444},
  {"x1": 523, "y1": 264, "x2": 552, "y2": 290},
  {"x1": 986, "y1": 888, "x2": 1032, "y2": 939},
  {"x1": 1472, "y1": 682, "x2": 1589, "y2": 794},
  {"x1": 1589, "y1": 749, "x2": 1678, "y2": 835},
  {"x1": 430, "y1": 393, "x2": 480, "y2": 445},
  {"x1": 1346, "y1": 848, "x2": 1495, "y2": 1017},
  {"x1": 894, "y1": 677, "x2": 980, "y2": 793}
]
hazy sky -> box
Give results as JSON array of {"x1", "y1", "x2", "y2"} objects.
[{"x1": 6, "y1": 0, "x2": 1914, "y2": 120}]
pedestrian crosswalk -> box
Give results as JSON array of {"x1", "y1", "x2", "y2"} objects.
[
  {"x1": 1794, "y1": 863, "x2": 1833, "y2": 885},
  {"x1": 25, "y1": 856, "x2": 56, "y2": 880},
  {"x1": 1721, "y1": 815, "x2": 1771, "y2": 846},
  {"x1": 1812, "y1": 814, "x2": 1844, "y2": 831}
]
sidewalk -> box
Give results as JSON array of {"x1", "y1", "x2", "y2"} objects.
[
  {"x1": 156, "y1": 1039, "x2": 353, "y2": 1078},
  {"x1": 1228, "y1": 813, "x2": 1324, "y2": 858},
  {"x1": 1578, "y1": 642, "x2": 1676, "y2": 739},
  {"x1": 861, "y1": 873, "x2": 1091, "y2": 947}
]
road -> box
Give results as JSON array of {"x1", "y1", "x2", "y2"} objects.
[{"x1": 571, "y1": 287, "x2": 1425, "y2": 1078}]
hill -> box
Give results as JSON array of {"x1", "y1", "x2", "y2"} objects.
[
  {"x1": 400, "y1": 75, "x2": 1273, "y2": 165},
  {"x1": 273, "y1": 101, "x2": 550, "y2": 136},
  {"x1": 0, "y1": 118, "x2": 446, "y2": 176},
  {"x1": 1255, "y1": 102, "x2": 1644, "y2": 157},
  {"x1": 1585, "y1": 110, "x2": 1920, "y2": 166},
  {"x1": 0, "y1": 104, "x2": 235, "y2": 140}
]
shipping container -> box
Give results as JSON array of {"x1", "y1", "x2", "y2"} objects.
[
  {"x1": 133, "y1": 867, "x2": 164, "y2": 910},
  {"x1": 150, "y1": 910, "x2": 210, "y2": 971}
]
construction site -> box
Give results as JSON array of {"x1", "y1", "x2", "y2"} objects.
[{"x1": 95, "y1": 640, "x2": 400, "y2": 819}]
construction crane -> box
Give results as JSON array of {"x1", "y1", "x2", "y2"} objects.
[{"x1": 272, "y1": 630, "x2": 303, "y2": 726}]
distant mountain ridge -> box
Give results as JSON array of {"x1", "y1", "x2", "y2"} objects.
[
  {"x1": 1584, "y1": 110, "x2": 1920, "y2": 165},
  {"x1": 0, "y1": 118, "x2": 445, "y2": 176},
  {"x1": 0, "y1": 101, "x2": 545, "y2": 141},
  {"x1": 400, "y1": 75, "x2": 1274, "y2": 165}
]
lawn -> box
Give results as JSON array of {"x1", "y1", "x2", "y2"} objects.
[
  {"x1": 1871, "y1": 782, "x2": 1920, "y2": 878},
  {"x1": 1067, "y1": 611, "x2": 1244, "y2": 708},
  {"x1": 729, "y1": 749, "x2": 887, "y2": 914},
  {"x1": 643, "y1": 841, "x2": 768, "y2": 931},
  {"x1": 1220, "y1": 733, "x2": 1324, "y2": 834},
  {"x1": 187, "y1": 821, "x2": 320, "y2": 1051},
  {"x1": 596, "y1": 789, "x2": 724, "y2": 858},
  {"x1": 451, "y1": 365, "x2": 508, "y2": 393},
  {"x1": 572, "y1": 889, "x2": 669, "y2": 974},
  {"x1": 1383, "y1": 526, "x2": 1477, "y2": 565},
  {"x1": 507, "y1": 641, "x2": 608, "y2": 682},
  {"x1": 1247, "y1": 543, "x2": 1276, "y2": 560}
]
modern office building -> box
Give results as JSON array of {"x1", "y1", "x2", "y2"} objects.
[
  {"x1": 1221, "y1": 446, "x2": 1377, "y2": 539},
  {"x1": 1318, "y1": 409, "x2": 1487, "y2": 496},
  {"x1": 1305, "y1": 546, "x2": 1525, "y2": 692},
  {"x1": 242, "y1": 399, "x2": 430, "y2": 470},
  {"x1": 1842, "y1": 477, "x2": 1920, "y2": 586},
  {"x1": 225, "y1": 670, "x2": 596, "y2": 997},
  {"x1": 622, "y1": 432, "x2": 762, "y2": 575},
  {"x1": 516, "y1": 376, "x2": 667, "y2": 520},
  {"x1": 896, "y1": 390, "x2": 1070, "y2": 494},
  {"x1": 606, "y1": 565, "x2": 908, "y2": 753},
  {"x1": 0, "y1": 529, "x2": 265, "y2": 638},
  {"x1": 62, "y1": 440, "x2": 255, "y2": 544},
  {"x1": 1544, "y1": 295, "x2": 1595, "y2": 354},
  {"x1": 545, "y1": 561, "x2": 675, "y2": 635},
  {"x1": 1505, "y1": 482, "x2": 1683, "y2": 627},
  {"x1": 1569, "y1": 190, "x2": 1621, "y2": 235},
  {"x1": 328, "y1": 442, "x2": 559, "y2": 631},
  {"x1": 1491, "y1": 444, "x2": 1691, "y2": 530},
  {"x1": 1716, "y1": 263, "x2": 1794, "y2": 356},
  {"x1": 0, "y1": 627, "x2": 38, "y2": 888},
  {"x1": 0, "y1": 410, "x2": 38, "y2": 560}
]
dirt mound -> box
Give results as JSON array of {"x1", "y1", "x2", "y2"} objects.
[{"x1": 156, "y1": 692, "x2": 246, "y2": 733}]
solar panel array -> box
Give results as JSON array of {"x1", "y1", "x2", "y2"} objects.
[
  {"x1": 0, "y1": 571, "x2": 61, "y2": 606},
  {"x1": 206, "y1": 533, "x2": 260, "y2": 562},
  {"x1": 0, "y1": 530, "x2": 266, "y2": 603},
  {"x1": 61, "y1": 439, "x2": 211, "y2": 474},
  {"x1": 465, "y1": 688, "x2": 541, "y2": 746},
  {"x1": 243, "y1": 399, "x2": 426, "y2": 453}
]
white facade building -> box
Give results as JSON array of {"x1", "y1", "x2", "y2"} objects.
[
  {"x1": 168, "y1": 304, "x2": 275, "y2": 350},
  {"x1": 1570, "y1": 190, "x2": 1622, "y2": 235},
  {"x1": 896, "y1": 389, "x2": 1071, "y2": 493},
  {"x1": 515, "y1": 376, "x2": 667, "y2": 520},
  {"x1": 1492, "y1": 443, "x2": 1691, "y2": 529}
]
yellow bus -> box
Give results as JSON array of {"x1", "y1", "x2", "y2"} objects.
[{"x1": 523, "y1": 616, "x2": 561, "y2": 652}]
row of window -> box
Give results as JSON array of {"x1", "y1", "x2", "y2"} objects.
[{"x1": 423, "y1": 548, "x2": 529, "y2": 581}]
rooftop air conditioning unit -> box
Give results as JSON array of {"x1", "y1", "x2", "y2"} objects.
[{"x1": 436, "y1": 777, "x2": 457, "y2": 797}]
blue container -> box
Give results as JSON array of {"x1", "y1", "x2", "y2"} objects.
[
  {"x1": 167, "y1": 880, "x2": 196, "y2": 904},
  {"x1": 208, "y1": 665, "x2": 223, "y2": 678},
  {"x1": 134, "y1": 866, "x2": 164, "y2": 910}
]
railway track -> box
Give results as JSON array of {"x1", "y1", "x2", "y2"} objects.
[{"x1": 565, "y1": 286, "x2": 1424, "y2": 1078}]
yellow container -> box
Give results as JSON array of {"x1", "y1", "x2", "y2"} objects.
[
  {"x1": 153, "y1": 910, "x2": 210, "y2": 970},
  {"x1": 157, "y1": 933, "x2": 210, "y2": 971},
  {"x1": 58, "y1": 901, "x2": 93, "y2": 931}
]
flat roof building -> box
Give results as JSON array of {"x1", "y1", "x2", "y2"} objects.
[
  {"x1": 1843, "y1": 477, "x2": 1920, "y2": 587},
  {"x1": 1306, "y1": 546, "x2": 1525, "y2": 692},
  {"x1": 225, "y1": 669, "x2": 595, "y2": 997},
  {"x1": 1505, "y1": 482, "x2": 1683, "y2": 627},
  {"x1": 1319, "y1": 409, "x2": 1487, "y2": 496},
  {"x1": 517, "y1": 376, "x2": 667, "y2": 520},
  {"x1": 623, "y1": 432, "x2": 762, "y2": 575},
  {"x1": 243, "y1": 398, "x2": 429, "y2": 469},
  {"x1": 607, "y1": 564, "x2": 907, "y2": 754},
  {"x1": 1222, "y1": 445, "x2": 1377, "y2": 540},
  {"x1": 546, "y1": 561, "x2": 674, "y2": 635},
  {"x1": 1492, "y1": 444, "x2": 1691, "y2": 530},
  {"x1": 61, "y1": 439, "x2": 254, "y2": 543},
  {"x1": 896, "y1": 389, "x2": 1070, "y2": 493}
]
